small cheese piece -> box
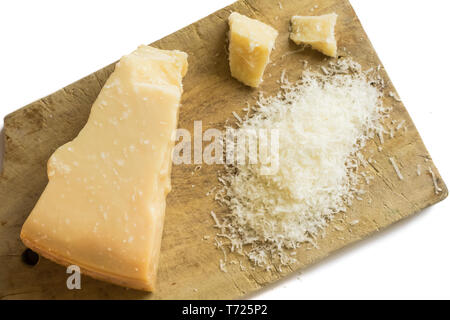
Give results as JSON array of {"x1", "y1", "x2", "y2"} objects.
[
  {"x1": 20, "y1": 45, "x2": 188, "y2": 291},
  {"x1": 228, "y1": 12, "x2": 278, "y2": 87},
  {"x1": 290, "y1": 13, "x2": 338, "y2": 57}
]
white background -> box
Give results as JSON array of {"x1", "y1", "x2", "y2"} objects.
[{"x1": 1, "y1": 0, "x2": 449, "y2": 299}]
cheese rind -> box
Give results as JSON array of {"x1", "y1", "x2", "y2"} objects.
[
  {"x1": 20, "y1": 45, "x2": 188, "y2": 291},
  {"x1": 290, "y1": 13, "x2": 338, "y2": 57},
  {"x1": 228, "y1": 12, "x2": 278, "y2": 87}
]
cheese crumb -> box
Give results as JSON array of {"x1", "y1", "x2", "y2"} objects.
[
  {"x1": 228, "y1": 12, "x2": 278, "y2": 87},
  {"x1": 219, "y1": 259, "x2": 227, "y2": 273},
  {"x1": 290, "y1": 13, "x2": 338, "y2": 57},
  {"x1": 389, "y1": 157, "x2": 403, "y2": 180},
  {"x1": 428, "y1": 167, "x2": 442, "y2": 194}
]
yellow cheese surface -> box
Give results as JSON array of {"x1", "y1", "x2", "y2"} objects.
[
  {"x1": 228, "y1": 12, "x2": 278, "y2": 87},
  {"x1": 290, "y1": 13, "x2": 338, "y2": 57},
  {"x1": 20, "y1": 45, "x2": 188, "y2": 291}
]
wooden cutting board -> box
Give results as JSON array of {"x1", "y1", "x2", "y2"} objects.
[{"x1": 0, "y1": 0, "x2": 447, "y2": 300}]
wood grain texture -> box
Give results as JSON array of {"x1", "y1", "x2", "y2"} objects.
[{"x1": 0, "y1": 0, "x2": 447, "y2": 299}]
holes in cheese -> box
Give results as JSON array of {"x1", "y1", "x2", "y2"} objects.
[
  {"x1": 20, "y1": 45, "x2": 188, "y2": 292},
  {"x1": 290, "y1": 13, "x2": 338, "y2": 57},
  {"x1": 228, "y1": 12, "x2": 278, "y2": 88}
]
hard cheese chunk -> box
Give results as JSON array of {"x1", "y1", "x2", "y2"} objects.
[
  {"x1": 290, "y1": 13, "x2": 338, "y2": 57},
  {"x1": 20, "y1": 45, "x2": 188, "y2": 292},
  {"x1": 228, "y1": 12, "x2": 278, "y2": 87}
]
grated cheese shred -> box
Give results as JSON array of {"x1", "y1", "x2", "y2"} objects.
[
  {"x1": 428, "y1": 167, "x2": 442, "y2": 195},
  {"x1": 389, "y1": 157, "x2": 403, "y2": 180},
  {"x1": 215, "y1": 59, "x2": 388, "y2": 268}
]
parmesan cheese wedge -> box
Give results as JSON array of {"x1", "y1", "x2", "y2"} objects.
[
  {"x1": 228, "y1": 12, "x2": 278, "y2": 87},
  {"x1": 20, "y1": 45, "x2": 188, "y2": 291},
  {"x1": 290, "y1": 13, "x2": 338, "y2": 57}
]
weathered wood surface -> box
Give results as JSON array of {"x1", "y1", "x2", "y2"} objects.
[{"x1": 0, "y1": 0, "x2": 447, "y2": 299}]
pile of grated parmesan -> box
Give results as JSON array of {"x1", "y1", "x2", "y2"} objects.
[{"x1": 215, "y1": 59, "x2": 389, "y2": 269}]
